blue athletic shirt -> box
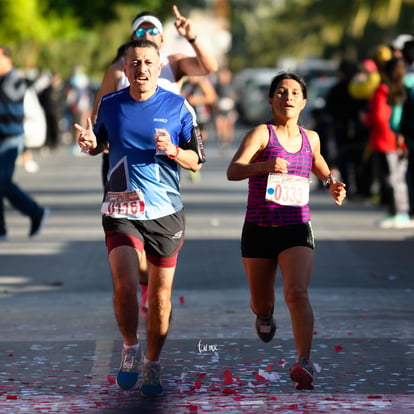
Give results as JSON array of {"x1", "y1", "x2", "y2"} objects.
[{"x1": 94, "y1": 86, "x2": 196, "y2": 220}]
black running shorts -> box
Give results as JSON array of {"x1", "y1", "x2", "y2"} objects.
[
  {"x1": 241, "y1": 221, "x2": 315, "y2": 258},
  {"x1": 102, "y1": 209, "x2": 185, "y2": 267}
]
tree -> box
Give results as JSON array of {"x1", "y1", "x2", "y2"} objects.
[
  {"x1": 0, "y1": 0, "x2": 170, "y2": 78},
  {"x1": 229, "y1": 0, "x2": 414, "y2": 71}
]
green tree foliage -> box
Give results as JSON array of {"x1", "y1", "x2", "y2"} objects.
[
  {"x1": 0, "y1": 0, "x2": 171, "y2": 78},
  {"x1": 230, "y1": 0, "x2": 414, "y2": 71},
  {"x1": 1, "y1": 0, "x2": 414, "y2": 79}
]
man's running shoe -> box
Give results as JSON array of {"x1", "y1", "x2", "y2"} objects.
[
  {"x1": 116, "y1": 343, "x2": 142, "y2": 390},
  {"x1": 141, "y1": 361, "x2": 163, "y2": 396},
  {"x1": 255, "y1": 306, "x2": 276, "y2": 343},
  {"x1": 290, "y1": 357, "x2": 314, "y2": 390}
]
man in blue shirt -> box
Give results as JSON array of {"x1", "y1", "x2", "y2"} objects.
[{"x1": 74, "y1": 39, "x2": 204, "y2": 396}]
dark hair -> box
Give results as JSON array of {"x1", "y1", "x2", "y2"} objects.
[
  {"x1": 112, "y1": 43, "x2": 128, "y2": 64},
  {"x1": 124, "y1": 39, "x2": 160, "y2": 56},
  {"x1": 338, "y1": 59, "x2": 358, "y2": 79},
  {"x1": 384, "y1": 57, "x2": 405, "y2": 80},
  {"x1": 402, "y1": 40, "x2": 414, "y2": 65},
  {"x1": 384, "y1": 57, "x2": 406, "y2": 105},
  {"x1": 268, "y1": 72, "x2": 307, "y2": 99}
]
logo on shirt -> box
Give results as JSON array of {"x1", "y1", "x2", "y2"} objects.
[
  {"x1": 154, "y1": 118, "x2": 168, "y2": 123},
  {"x1": 172, "y1": 231, "x2": 183, "y2": 240}
]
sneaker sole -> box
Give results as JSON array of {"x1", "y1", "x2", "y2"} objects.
[
  {"x1": 290, "y1": 364, "x2": 314, "y2": 390},
  {"x1": 140, "y1": 384, "x2": 163, "y2": 397},
  {"x1": 255, "y1": 319, "x2": 276, "y2": 343}
]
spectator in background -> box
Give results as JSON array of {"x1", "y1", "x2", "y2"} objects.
[
  {"x1": 361, "y1": 57, "x2": 412, "y2": 228},
  {"x1": 399, "y1": 39, "x2": 414, "y2": 217},
  {"x1": 181, "y1": 75, "x2": 217, "y2": 140},
  {"x1": 181, "y1": 75, "x2": 217, "y2": 182},
  {"x1": 66, "y1": 65, "x2": 92, "y2": 154},
  {"x1": 38, "y1": 71, "x2": 65, "y2": 152},
  {"x1": 213, "y1": 67, "x2": 239, "y2": 150},
  {"x1": 0, "y1": 45, "x2": 49, "y2": 241},
  {"x1": 325, "y1": 59, "x2": 359, "y2": 196}
]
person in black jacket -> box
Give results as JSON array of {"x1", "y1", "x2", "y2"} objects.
[{"x1": 0, "y1": 45, "x2": 49, "y2": 241}]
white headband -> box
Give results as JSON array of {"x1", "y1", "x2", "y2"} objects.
[{"x1": 131, "y1": 16, "x2": 163, "y2": 35}]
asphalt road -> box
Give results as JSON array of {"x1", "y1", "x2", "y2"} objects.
[{"x1": 1, "y1": 131, "x2": 414, "y2": 413}]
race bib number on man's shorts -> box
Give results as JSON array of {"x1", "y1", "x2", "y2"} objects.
[
  {"x1": 266, "y1": 173, "x2": 311, "y2": 207},
  {"x1": 101, "y1": 189, "x2": 145, "y2": 219}
]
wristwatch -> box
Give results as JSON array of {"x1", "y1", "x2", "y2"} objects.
[{"x1": 323, "y1": 175, "x2": 335, "y2": 188}]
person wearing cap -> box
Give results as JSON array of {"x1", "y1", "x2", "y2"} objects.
[
  {"x1": 92, "y1": 5, "x2": 218, "y2": 119},
  {"x1": 75, "y1": 39, "x2": 206, "y2": 395}
]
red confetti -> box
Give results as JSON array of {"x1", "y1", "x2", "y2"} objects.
[
  {"x1": 6, "y1": 395, "x2": 17, "y2": 400},
  {"x1": 223, "y1": 376, "x2": 233, "y2": 385},
  {"x1": 368, "y1": 395, "x2": 383, "y2": 399},
  {"x1": 222, "y1": 388, "x2": 235, "y2": 394},
  {"x1": 255, "y1": 374, "x2": 266, "y2": 382},
  {"x1": 223, "y1": 369, "x2": 233, "y2": 385},
  {"x1": 179, "y1": 296, "x2": 185, "y2": 304},
  {"x1": 334, "y1": 345, "x2": 344, "y2": 351},
  {"x1": 107, "y1": 375, "x2": 116, "y2": 383},
  {"x1": 266, "y1": 364, "x2": 273, "y2": 371},
  {"x1": 196, "y1": 372, "x2": 206, "y2": 378},
  {"x1": 269, "y1": 396, "x2": 277, "y2": 401},
  {"x1": 194, "y1": 379, "x2": 202, "y2": 389}
]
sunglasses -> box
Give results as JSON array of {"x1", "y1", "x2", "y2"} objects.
[{"x1": 134, "y1": 27, "x2": 160, "y2": 37}]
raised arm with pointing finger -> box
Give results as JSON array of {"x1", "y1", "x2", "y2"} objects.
[
  {"x1": 91, "y1": 5, "x2": 218, "y2": 122},
  {"x1": 170, "y1": 5, "x2": 218, "y2": 79}
]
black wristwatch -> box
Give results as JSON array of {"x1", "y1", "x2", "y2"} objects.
[{"x1": 323, "y1": 175, "x2": 335, "y2": 188}]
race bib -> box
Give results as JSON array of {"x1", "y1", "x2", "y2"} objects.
[
  {"x1": 265, "y1": 173, "x2": 311, "y2": 207},
  {"x1": 101, "y1": 189, "x2": 145, "y2": 219}
]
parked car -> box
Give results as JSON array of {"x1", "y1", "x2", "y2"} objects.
[
  {"x1": 300, "y1": 75, "x2": 337, "y2": 129},
  {"x1": 234, "y1": 65, "x2": 337, "y2": 126},
  {"x1": 234, "y1": 67, "x2": 281, "y2": 125}
]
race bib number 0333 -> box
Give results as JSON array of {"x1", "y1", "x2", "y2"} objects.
[
  {"x1": 266, "y1": 173, "x2": 311, "y2": 207},
  {"x1": 101, "y1": 189, "x2": 145, "y2": 219}
]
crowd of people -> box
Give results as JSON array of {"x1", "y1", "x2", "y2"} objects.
[
  {"x1": 2, "y1": 3, "x2": 414, "y2": 396},
  {"x1": 315, "y1": 34, "x2": 414, "y2": 228}
]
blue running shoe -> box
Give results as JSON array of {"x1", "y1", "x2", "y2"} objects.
[{"x1": 116, "y1": 344, "x2": 142, "y2": 390}]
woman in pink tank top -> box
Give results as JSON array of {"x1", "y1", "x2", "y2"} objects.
[{"x1": 227, "y1": 72, "x2": 346, "y2": 391}]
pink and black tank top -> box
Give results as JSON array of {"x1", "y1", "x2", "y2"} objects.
[{"x1": 245, "y1": 124, "x2": 313, "y2": 227}]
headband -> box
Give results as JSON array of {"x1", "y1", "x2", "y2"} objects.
[{"x1": 131, "y1": 16, "x2": 163, "y2": 35}]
